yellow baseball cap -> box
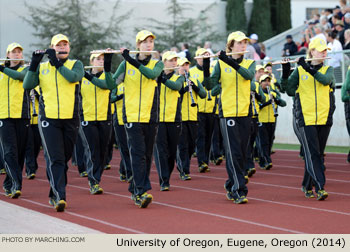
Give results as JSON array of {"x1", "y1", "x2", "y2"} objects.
[
  {"x1": 256, "y1": 64, "x2": 264, "y2": 71},
  {"x1": 51, "y1": 34, "x2": 70, "y2": 46},
  {"x1": 264, "y1": 62, "x2": 272, "y2": 68},
  {"x1": 162, "y1": 51, "x2": 178, "y2": 62},
  {"x1": 136, "y1": 30, "x2": 156, "y2": 43},
  {"x1": 227, "y1": 31, "x2": 250, "y2": 43},
  {"x1": 6, "y1": 42, "x2": 23, "y2": 53},
  {"x1": 195, "y1": 48, "x2": 208, "y2": 57},
  {"x1": 178, "y1": 57, "x2": 190, "y2": 66},
  {"x1": 90, "y1": 53, "x2": 103, "y2": 62},
  {"x1": 259, "y1": 74, "x2": 271, "y2": 82},
  {"x1": 309, "y1": 38, "x2": 330, "y2": 52}
]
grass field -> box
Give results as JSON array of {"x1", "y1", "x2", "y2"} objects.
[{"x1": 273, "y1": 143, "x2": 349, "y2": 154}]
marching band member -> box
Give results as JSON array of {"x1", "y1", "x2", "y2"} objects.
[
  {"x1": 257, "y1": 74, "x2": 286, "y2": 170},
  {"x1": 192, "y1": 48, "x2": 216, "y2": 173},
  {"x1": 106, "y1": 30, "x2": 163, "y2": 208},
  {"x1": 245, "y1": 65, "x2": 266, "y2": 177},
  {"x1": 79, "y1": 52, "x2": 114, "y2": 195},
  {"x1": 23, "y1": 34, "x2": 84, "y2": 211},
  {"x1": 204, "y1": 31, "x2": 256, "y2": 204},
  {"x1": 110, "y1": 84, "x2": 132, "y2": 183},
  {"x1": 25, "y1": 87, "x2": 42, "y2": 179},
  {"x1": 154, "y1": 51, "x2": 184, "y2": 191},
  {"x1": 281, "y1": 38, "x2": 335, "y2": 200},
  {"x1": 341, "y1": 66, "x2": 350, "y2": 163},
  {"x1": 0, "y1": 42, "x2": 29, "y2": 198},
  {"x1": 176, "y1": 57, "x2": 206, "y2": 180}
]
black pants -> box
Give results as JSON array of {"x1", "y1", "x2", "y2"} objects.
[
  {"x1": 245, "y1": 117, "x2": 259, "y2": 171},
  {"x1": 154, "y1": 122, "x2": 181, "y2": 187},
  {"x1": 0, "y1": 119, "x2": 29, "y2": 192},
  {"x1": 177, "y1": 121, "x2": 198, "y2": 175},
  {"x1": 125, "y1": 122, "x2": 157, "y2": 196},
  {"x1": 38, "y1": 116, "x2": 79, "y2": 201},
  {"x1": 299, "y1": 125, "x2": 330, "y2": 192},
  {"x1": 258, "y1": 122, "x2": 276, "y2": 165},
  {"x1": 196, "y1": 113, "x2": 215, "y2": 166},
  {"x1": 80, "y1": 120, "x2": 112, "y2": 185},
  {"x1": 210, "y1": 115, "x2": 224, "y2": 160},
  {"x1": 114, "y1": 123, "x2": 132, "y2": 179},
  {"x1": 345, "y1": 102, "x2": 350, "y2": 136},
  {"x1": 73, "y1": 133, "x2": 86, "y2": 174},
  {"x1": 220, "y1": 117, "x2": 250, "y2": 199},
  {"x1": 105, "y1": 124, "x2": 115, "y2": 166},
  {"x1": 25, "y1": 124, "x2": 41, "y2": 175}
]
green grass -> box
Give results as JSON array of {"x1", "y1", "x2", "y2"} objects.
[{"x1": 273, "y1": 143, "x2": 349, "y2": 154}]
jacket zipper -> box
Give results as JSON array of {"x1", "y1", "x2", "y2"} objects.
[
  {"x1": 138, "y1": 74, "x2": 142, "y2": 122},
  {"x1": 236, "y1": 72, "x2": 238, "y2": 116},
  {"x1": 163, "y1": 86, "x2": 166, "y2": 122},
  {"x1": 95, "y1": 86, "x2": 97, "y2": 121},
  {"x1": 55, "y1": 69, "x2": 60, "y2": 118},
  {"x1": 314, "y1": 78, "x2": 318, "y2": 125},
  {"x1": 7, "y1": 77, "x2": 10, "y2": 117}
]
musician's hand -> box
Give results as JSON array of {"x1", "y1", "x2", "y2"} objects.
[
  {"x1": 46, "y1": 48, "x2": 63, "y2": 69},
  {"x1": 297, "y1": 56, "x2": 317, "y2": 76},
  {"x1": 29, "y1": 51, "x2": 45, "y2": 71},
  {"x1": 0, "y1": 65, "x2": 4, "y2": 72},
  {"x1": 218, "y1": 50, "x2": 228, "y2": 61},
  {"x1": 191, "y1": 82, "x2": 200, "y2": 93},
  {"x1": 282, "y1": 61, "x2": 291, "y2": 79},
  {"x1": 179, "y1": 66, "x2": 186, "y2": 76},
  {"x1": 218, "y1": 50, "x2": 240, "y2": 71},
  {"x1": 84, "y1": 71, "x2": 94, "y2": 82},
  {"x1": 104, "y1": 49, "x2": 113, "y2": 72},
  {"x1": 121, "y1": 48, "x2": 140, "y2": 68},
  {"x1": 160, "y1": 71, "x2": 168, "y2": 84}
]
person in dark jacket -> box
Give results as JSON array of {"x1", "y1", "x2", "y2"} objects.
[{"x1": 282, "y1": 35, "x2": 298, "y2": 56}]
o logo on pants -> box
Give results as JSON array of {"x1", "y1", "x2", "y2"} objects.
[
  {"x1": 41, "y1": 120, "x2": 49, "y2": 128},
  {"x1": 0, "y1": 121, "x2": 3, "y2": 127},
  {"x1": 81, "y1": 121, "x2": 88, "y2": 126},
  {"x1": 125, "y1": 123, "x2": 133, "y2": 129},
  {"x1": 258, "y1": 122, "x2": 263, "y2": 127},
  {"x1": 227, "y1": 119, "x2": 235, "y2": 127}
]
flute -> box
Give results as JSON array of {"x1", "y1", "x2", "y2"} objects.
[
  {"x1": 272, "y1": 57, "x2": 331, "y2": 65},
  {"x1": 266, "y1": 86, "x2": 278, "y2": 117},
  {"x1": 34, "y1": 50, "x2": 68, "y2": 55},
  {"x1": 90, "y1": 50, "x2": 157, "y2": 54},
  {"x1": 84, "y1": 66, "x2": 104, "y2": 69},
  {"x1": 163, "y1": 67, "x2": 180, "y2": 71},
  {"x1": 194, "y1": 51, "x2": 249, "y2": 59},
  {"x1": 184, "y1": 71, "x2": 196, "y2": 107},
  {"x1": 0, "y1": 58, "x2": 25, "y2": 61}
]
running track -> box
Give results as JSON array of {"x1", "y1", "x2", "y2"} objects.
[{"x1": 1, "y1": 149, "x2": 350, "y2": 234}]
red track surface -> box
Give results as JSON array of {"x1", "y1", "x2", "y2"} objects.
[{"x1": 1, "y1": 149, "x2": 350, "y2": 234}]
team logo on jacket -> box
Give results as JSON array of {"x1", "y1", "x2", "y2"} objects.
[
  {"x1": 83, "y1": 80, "x2": 90, "y2": 85},
  {"x1": 224, "y1": 68, "x2": 232, "y2": 73},
  {"x1": 128, "y1": 69, "x2": 136, "y2": 76},
  {"x1": 192, "y1": 74, "x2": 200, "y2": 79},
  {"x1": 0, "y1": 73, "x2": 3, "y2": 80},
  {"x1": 301, "y1": 75, "x2": 308, "y2": 80},
  {"x1": 41, "y1": 69, "x2": 50, "y2": 75}
]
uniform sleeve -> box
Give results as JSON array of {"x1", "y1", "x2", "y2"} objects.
[
  {"x1": 211, "y1": 84, "x2": 221, "y2": 96},
  {"x1": 3, "y1": 67, "x2": 28, "y2": 81},
  {"x1": 314, "y1": 66, "x2": 335, "y2": 87},
  {"x1": 89, "y1": 75, "x2": 115, "y2": 90},
  {"x1": 163, "y1": 75, "x2": 184, "y2": 91},
  {"x1": 196, "y1": 79, "x2": 207, "y2": 99},
  {"x1": 138, "y1": 60, "x2": 164, "y2": 80},
  {"x1": 58, "y1": 60, "x2": 84, "y2": 83},
  {"x1": 23, "y1": 67, "x2": 39, "y2": 90},
  {"x1": 281, "y1": 68, "x2": 299, "y2": 96},
  {"x1": 237, "y1": 61, "x2": 256, "y2": 80}
]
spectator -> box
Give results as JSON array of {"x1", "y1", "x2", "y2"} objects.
[
  {"x1": 343, "y1": 29, "x2": 350, "y2": 49},
  {"x1": 171, "y1": 47, "x2": 179, "y2": 53},
  {"x1": 296, "y1": 36, "x2": 309, "y2": 55},
  {"x1": 334, "y1": 19, "x2": 346, "y2": 45},
  {"x1": 333, "y1": 5, "x2": 343, "y2": 19},
  {"x1": 178, "y1": 43, "x2": 191, "y2": 62},
  {"x1": 203, "y1": 41, "x2": 214, "y2": 56},
  {"x1": 282, "y1": 35, "x2": 298, "y2": 56},
  {"x1": 320, "y1": 16, "x2": 332, "y2": 30},
  {"x1": 324, "y1": 8, "x2": 334, "y2": 26},
  {"x1": 327, "y1": 30, "x2": 343, "y2": 83},
  {"x1": 259, "y1": 42, "x2": 267, "y2": 59},
  {"x1": 249, "y1": 34, "x2": 261, "y2": 56},
  {"x1": 344, "y1": 12, "x2": 350, "y2": 30},
  {"x1": 306, "y1": 23, "x2": 327, "y2": 44},
  {"x1": 331, "y1": 13, "x2": 341, "y2": 28}
]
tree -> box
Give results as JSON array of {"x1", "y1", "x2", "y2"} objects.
[
  {"x1": 138, "y1": 0, "x2": 224, "y2": 55},
  {"x1": 226, "y1": 0, "x2": 247, "y2": 34},
  {"x1": 248, "y1": 0, "x2": 274, "y2": 41},
  {"x1": 270, "y1": 0, "x2": 291, "y2": 35},
  {"x1": 21, "y1": 0, "x2": 131, "y2": 66}
]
